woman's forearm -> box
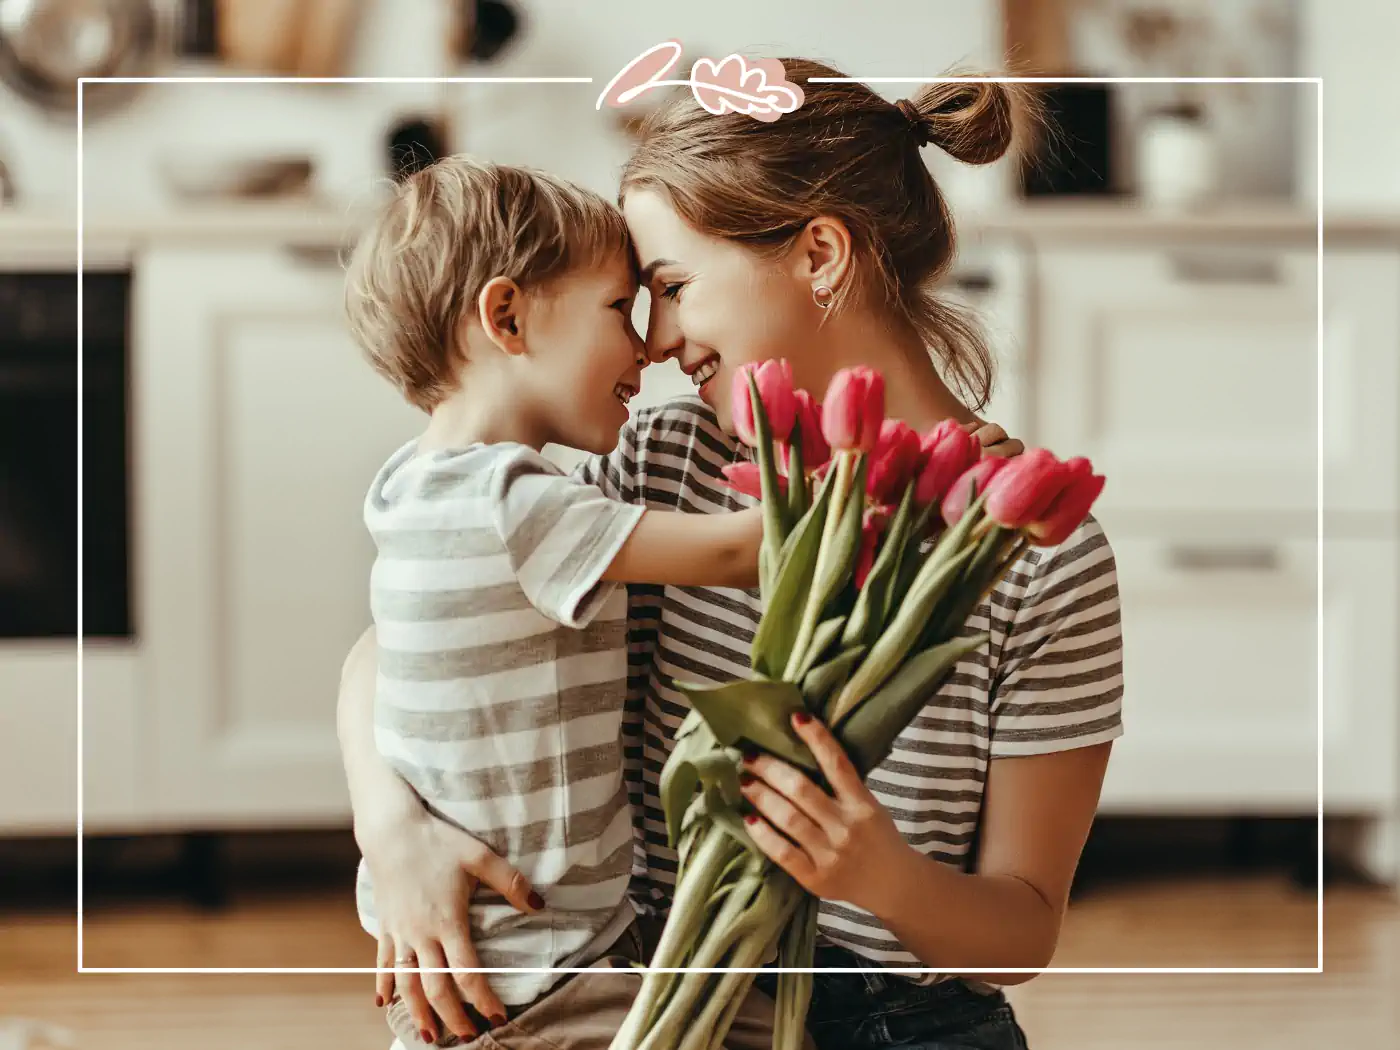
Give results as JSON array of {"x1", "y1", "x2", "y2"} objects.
[
  {"x1": 337, "y1": 626, "x2": 422, "y2": 849},
  {"x1": 870, "y1": 844, "x2": 1060, "y2": 986}
]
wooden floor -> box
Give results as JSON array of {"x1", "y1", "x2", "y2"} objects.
[{"x1": 1, "y1": 831, "x2": 1396, "y2": 1049}]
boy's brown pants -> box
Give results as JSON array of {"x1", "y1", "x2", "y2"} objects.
[{"x1": 386, "y1": 915, "x2": 816, "y2": 1050}]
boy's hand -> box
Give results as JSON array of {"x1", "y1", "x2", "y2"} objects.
[{"x1": 962, "y1": 419, "x2": 1023, "y2": 458}]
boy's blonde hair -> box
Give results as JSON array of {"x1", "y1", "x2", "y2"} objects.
[{"x1": 345, "y1": 157, "x2": 632, "y2": 410}]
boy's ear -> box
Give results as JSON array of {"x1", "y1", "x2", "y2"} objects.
[{"x1": 477, "y1": 276, "x2": 529, "y2": 355}]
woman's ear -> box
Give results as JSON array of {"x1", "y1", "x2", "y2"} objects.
[
  {"x1": 477, "y1": 276, "x2": 529, "y2": 355},
  {"x1": 795, "y1": 215, "x2": 854, "y2": 296}
]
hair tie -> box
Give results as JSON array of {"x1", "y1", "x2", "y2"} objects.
[{"x1": 895, "y1": 98, "x2": 931, "y2": 147}]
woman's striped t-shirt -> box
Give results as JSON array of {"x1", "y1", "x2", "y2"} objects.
[{"x1": 576, "y1": 398, "x2": 1125, "y2": 969}]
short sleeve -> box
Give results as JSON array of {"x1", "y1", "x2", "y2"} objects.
[
  {"x1": 572, "y1": 415, "x2": 641, "y2": 503},
  {"x1": 491, "y1": 445, "x2": 645, "y2": 628},
  {"x1": 987, "y1": 517, "x2": 1125, "y2": 757}
]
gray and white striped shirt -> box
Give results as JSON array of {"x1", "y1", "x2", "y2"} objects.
[
  {"x1": 577, "y1": 398, "x2": 1125, "y2": 971},
  {"x1": 356, "y1": 440, "x2": 645, "y2": 1006}
]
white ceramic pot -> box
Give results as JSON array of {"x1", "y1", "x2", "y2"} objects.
[{"x1": 1136, "y1": 108, "x2": 1218, "y2": 210}]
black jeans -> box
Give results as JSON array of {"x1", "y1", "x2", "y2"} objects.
[{"x1": 756, "y1": 944, "x2": 1030, "y2": 1050}]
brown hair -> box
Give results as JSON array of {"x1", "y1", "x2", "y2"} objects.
[
  {"x1": 345, "y1": 156, "x2": 630, "y2": 411},
  {"x1": 620, "y1": 60, "x2": 1033, "y2": 411}
]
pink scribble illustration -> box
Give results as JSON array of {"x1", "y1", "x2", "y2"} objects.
[{"x1": 597, "y1": 40, "x2": 805, "y2": 123}]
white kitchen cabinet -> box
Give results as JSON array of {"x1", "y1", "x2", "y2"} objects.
[
  {"x1": 0, "y1": 644, "x2": 142, "y2": 831},
  {"x1": 1034, "y1": 244, "x2": 1322, "y2": 515},
  {"x1": 1039, "y1": 235, "x2": 1400, "y2": 870},
  {"x1": 1097, "y1": 531, "x2": 1396, "y2": 817},
  {"x1": 135, "y1": 245, "x2": 419, "y2": 826},
  {"x1": 1321, "y1": 249, "x2": 1400, "y2": 516},
  {"x1": 1098, "y1": 532, "x2": 1320, "y2": 812},
  {"x1": 1322, "y1": 538, "x2": 1399, "y2": 812}
]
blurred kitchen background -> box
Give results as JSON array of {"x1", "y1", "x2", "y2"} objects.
[{"x1": 1, "y1": 0, "x2": 1397, "y2": 1047}]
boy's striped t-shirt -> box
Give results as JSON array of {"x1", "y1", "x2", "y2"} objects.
[
  {"x1": 356, "y1": 439, "x2": 645, "y2": 1006},
  {"x1": 577, "y1": 398, "x2": 1125, "y2": 973}
]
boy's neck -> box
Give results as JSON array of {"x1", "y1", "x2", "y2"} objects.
[{"x1": 420, "y1": 380, "x2": 548, "y2": 453}]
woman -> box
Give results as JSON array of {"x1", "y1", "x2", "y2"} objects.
[{"x1": 340, "y1": 63, "x2": 1122, "y2": 1050}]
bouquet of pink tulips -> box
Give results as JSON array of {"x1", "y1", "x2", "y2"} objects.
[{"x1": 609, "y1": 362, "x2": 1105, "y2": 1050}]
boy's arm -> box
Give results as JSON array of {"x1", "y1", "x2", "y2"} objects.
[{"x1": 601, "y1": 506, "x2": 762, "y2": 589}]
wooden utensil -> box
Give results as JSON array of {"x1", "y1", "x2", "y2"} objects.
[
  {"x1": 216, "y1": 0, "x2": 305, "y2": 74},
  {"x1": 293, "y1": 0, "x2": 363, "y2": 76}
]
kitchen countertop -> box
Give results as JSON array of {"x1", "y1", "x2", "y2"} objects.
[
  {"x1": 0, "y1": 198, "x2": 375, "y2": 266},
  {"x1": 4, "y1": 197, "x2": 1400, "y2": 265},
  {"x1": 963, "y1": 199, "x2": 1400, "y2": 244}
]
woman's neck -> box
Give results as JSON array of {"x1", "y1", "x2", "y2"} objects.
[{"x1": 815, "y1": 310, "x2": 978, "y2": 432}]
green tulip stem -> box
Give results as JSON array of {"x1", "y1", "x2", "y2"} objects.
[
  {"x1": 679, "y1": 891, "x2": 794, "y2": 1050},
  {"x1": 747, "y1": 374, "x2": 788, "y2": 588},
  {"x1": 784, "y1": 451, "x2": 858, "y2": 679},
  {"x1": 611, "y1": 826, "x2": 741, "y2": 1050},
  {"x1": 638, "y1": 868, "x2": 796, "y2": 1050}
]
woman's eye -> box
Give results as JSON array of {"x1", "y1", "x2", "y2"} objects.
[
  {"x1": 610, "y1": 298, "x2": 632, "y2": 312},
  {"x1": 659, "y1": 282, "x2": 685, "y2": 301}
]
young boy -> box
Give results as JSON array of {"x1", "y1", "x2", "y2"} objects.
[{"x1": 343, "y1": 157, "x2": 767, "y2": 1049}]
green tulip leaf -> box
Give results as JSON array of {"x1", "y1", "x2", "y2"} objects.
[
  {"x1": 748, "y1": 373, "x2": 790, "y2": 552},
  {"x1": 801, "y1": 645, "x2": 867, "y2": 713},
  {"x1": 787, "y1": 421, "x2": 808, "y2": 521},
  {"x1": 750, "y1": 473, "x2": 835, "y2": 677},
  {"x1": 675, "y1": 678, "x2": 819, "y2": 772},
  {"x1": 827, "y1": 543, "x2": 977, "y2": 724},
  {"x1": 791, "y1": 615, "x2": 848, "y2": 683},
  {"x1": 836, "y1": 632, "x2": 989, "y2": 774},
  {"x1": 843, "y1": 482, "x2": 916, "y2": 650}
]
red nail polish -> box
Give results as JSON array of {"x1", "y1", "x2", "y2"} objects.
[
  {"x1": 744, "y1": 813, "x2": 760, "y2": 825},
  {"x1": 421, "y1": 1030, "x2": 434, "y2": 1044},
  {"x1": 489, "y1": 1013, "x2": 507, "y2": 1028},
  {"x1": 738, "y1": 771, "x2": 756, "y2": 787},
  {"x1": 793, "y1": 711, "x2": 813, "y2": 726},
  {"x1": 374, "y1": 995, "x2": 383, "y2": 1008},
  {"x1": 528, "y1": 890, "x2": 546, "y2": 910}
]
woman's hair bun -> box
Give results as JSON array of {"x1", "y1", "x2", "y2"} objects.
[{"x1": 904, "y1": 80, "x2": 1020, "y2": 165}]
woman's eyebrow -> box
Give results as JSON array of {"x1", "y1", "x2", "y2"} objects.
[{"x1": 639, "y1": 258, "x2": 677, "y2": 284}]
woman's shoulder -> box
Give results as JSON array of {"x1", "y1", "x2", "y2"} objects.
[
  {"x1": 629, "y1": 396, "x2": 738, "y2": 467},
  {"x1": 1014, "y1": 514, "x2": 1116, "y2": 592},
  {"x1": 991, "y1": 514, "x2": 1119, "y2": 635}
]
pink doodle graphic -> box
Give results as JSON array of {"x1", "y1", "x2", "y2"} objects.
[{"x1": 597, "y1": 40, "x2": 804, "y2": 123}]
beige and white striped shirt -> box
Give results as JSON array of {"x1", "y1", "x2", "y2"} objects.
[{"x1": 356, "y1": 440, "x2": 645, "y2": 1006}]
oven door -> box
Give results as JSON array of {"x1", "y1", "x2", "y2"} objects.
[
  {"x1": 0, "y1": 268, "x2": 132, "y2": 638},
  {"x1": 0, "y1": 265, "x2": 140, "y2": 834}
]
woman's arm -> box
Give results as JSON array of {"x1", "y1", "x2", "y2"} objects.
[
  {"x1": 337, "y1": 630, "x2": 540, "y2": 1041},
  {"x1": 863, "y1": 743, "x2": 1111, "y2": 983},
  {"x1": 338, "y1": 627, "x2": 420, "y2": 849}
]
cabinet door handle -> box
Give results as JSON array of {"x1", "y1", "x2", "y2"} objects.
[
  {"x1": 1169, "y1": 253, "x2": 1282, "y2": 285},
  {"x1": 282, "y1": 243, "x2": 347, "y2": 268},
  {"x1": 1166, "y1": 544, "x2": 1281, "y2": 572},
  {"x1": 949, "y1": 271, "x2": 995, "y2": 294}
]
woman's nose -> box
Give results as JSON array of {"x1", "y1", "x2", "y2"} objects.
[{"x1": 644, "y1": 301, "x2": 682, "y2": 364}]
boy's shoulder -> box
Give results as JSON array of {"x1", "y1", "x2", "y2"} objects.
[{"x1": 365, "y1": 440, "x2": 559, "y2": 525}]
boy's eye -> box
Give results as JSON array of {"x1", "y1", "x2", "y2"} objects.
[{"x1": 610, "y1": 297, "x2": 632, "y2": 311}]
